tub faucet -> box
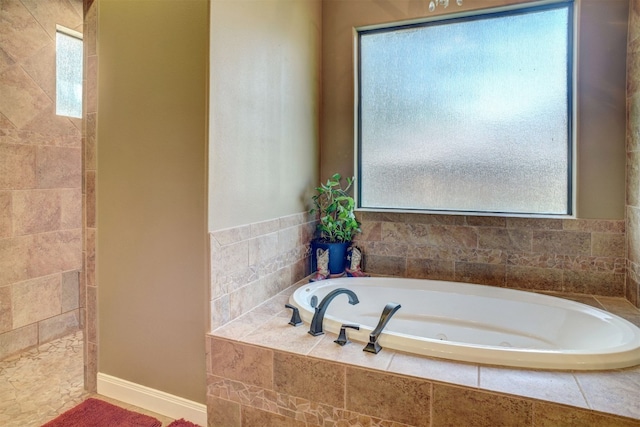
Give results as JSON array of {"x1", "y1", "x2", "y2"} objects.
[
  {"x1": 363, "y1": 302, "x2": 401, "y2": 354},
  {"x1": 308, "y1": 288, "x2": 359, "y2": 336}
]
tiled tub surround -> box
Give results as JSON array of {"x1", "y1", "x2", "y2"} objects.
[
  {"x1": 209, "y1": 213, "x2": 316, "y2": 330},
  {"x1": 354, "y1": 214, "x2": 628, "y2": 301},
  {"x1": 207, "y1": 280, "x2": 640, "y2": 427}
]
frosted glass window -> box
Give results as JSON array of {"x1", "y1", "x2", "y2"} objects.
[
  {"x1": 56, "y1": 27, "x2": 83, "y2": 118},
  {"x1": 357, "y1": 2, "x2": 573, "y2": 216}
]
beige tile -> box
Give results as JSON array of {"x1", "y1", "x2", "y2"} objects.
[
  {"x1": 12, "y1": 189, "x2": 61, "y2": 235},
  {"x1": 380, "y1": 222, "x2": 412, "y2": 243},
  {"x1": 562, "y1": 219, "x2": 625, "y2": 233},
  {"x1": 12, "y1": 275, "x2": 61, "y2": 329},
  {"x1": 28, "y1": 230, "x2": 82, "y2": 278},
  {"x1": 241, "y1": 405, "x2": 305, "y2": 427},
  {"x1": 534, "y1": 402, "x2": 640, "y2": 427},
  {"x1": 252, "y1": 293, "x2": 290, "y2": 318},
  {"x1": 592, "y1": 232, "x2": 626, "y2": 258},
  {"x1": 454, "y1": 262, "x2": 505, "y2": 287},
  {"x1": 0, "y1": 285, "x2": 12, "y2": 334},
  {"x1": 20, "y1": 0, "x2": 82, "y2": 39},
  {"x1": 424, "y1": 225, "x2": 478, "y2": 248},
  {"x1": 479, "y1": 367, "x2": 587, "y2": 409},
  {"x1": 432, "y1": 384, "x2": 532, "y2": 427},
  {"x1": 0, "y1": 65, "x2": 51, "y2": 129},
  {"x1": 507, "y1": 217, "x2": 563, "y2": 230},
  {"x1": 243, "y1": 315, "x2": 322, "y2": 355},
  {"x1": 85, "y1": 228, "x2": 96, "y2": 287},
  {"x1": 0, "y1": 143, "x2": 36, "y2": 190},
  {"x1": 406, "y1": 257, "x2": 455, "y2": 281},
  {"x1": 310, "y1": 333, "x2": 395, "y2": 371},
  {"x1": 356, "y1": 221, "x2": 382, "y2": 242},
  {"x1": 0, "y1": 191, "x2": 11, "y2": 238},
  {"x1": 575, "y1": 368, "x2": 640, "y2": 420},
  {"x1": 60, "y1": 188, "x2": 82, "y2": 229},
  {"x1": 210, "y1": 295, "x2": 230, "y2": 331},
  {"x1": 85, "y1": 171, "x2": 96, "y2": 229},
  {"x1": 277, "y1": 226, "x2": 299, "y2": 254},
  {"x1": 0, "y1": 324, "x2": 37, "y2": 360},
  {"x1": 38, "y1": 310, "x2": 80, "y2": 343},
  {"x1": 209, "y1": 338, "x2": 273, "y2": 389},
  {"x1": 594, "y1": 296, "x2": 640, "y2": 317},
  {"x1": 212, "y1": 225, "x2": 251, "y2": 246},
  {"x1": 36, "y1": 146, "x2": 81, "y2": 189},
  {"x1": 279, "y1": 212, "x2": 305, "y2": 229},
  {"x1": 505, "y1": 265, "x2": 563, "y2": 292},
  {"x1": 533, "y1": 230, "x2": 591, "y2": 256},
  {"x1": 0, "y1": 0, "x2": 51, "y2": 61},
  {"x1": 477, "y1": 227, "x2": 532, "y2": 252},
  {"x1": 85, "y1": 285, "x2": 97, "y2": 344},
  {"x1": 274, "y1": 351, "x2": 345, "y2": 408},
  {"x1": 213, "y1": 240, "x2": 249, "y2": 274},
  {"x1": 369, "y1": 241, "x2": 408, "y2": 257},
  {"x1": 0, "y1": 235, "x2": 31, "y2": 286},
  {"x1": 563, "y1": 270, "x2": 624, "y2": 296},
  {"x1": 248, "y1": 232, "x2": 278, "y2": 265},
  {"x1": 85, "y1": 113, "x2": 97, "y2": 170},
  {"x1": 250, "y1": 218, "x2": 280, "y2": 237},
  {"x1": 60, "y1": 270, "x2": 79, "y2": 312},
  {"x1": 346, "y1": 366, "x2": 431, "y2": 427},
  {"x1": 23, "y1": 105, "x2": 81, "y2": 145},
  {"x1": 211, "y1": 310, "x2": 270, "y2": 340},
  {"x1": 208, "y1": 396, "x2": 240, "y2": 427},
  {"x1": 389, "y1": 352, "x2": 479, "y2": 388},
  {"x1": 365, "y1": 254, "x2": 406, "y2": 276}
]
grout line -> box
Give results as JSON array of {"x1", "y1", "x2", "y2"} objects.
[{"x1": 572, "y1": 373, "x2": 593, "y2": 410}]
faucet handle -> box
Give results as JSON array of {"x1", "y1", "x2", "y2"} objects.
[
  {"x1": 284, "y1": 304, "x2": 303, "y2": 327},
  {"x1": 334, "y1": 324, "x2": 360, "y2": 346}
]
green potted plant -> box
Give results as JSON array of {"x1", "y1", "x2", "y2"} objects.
[{"x1": 310, "y1": 173, "x2": 361, "y2": 278}]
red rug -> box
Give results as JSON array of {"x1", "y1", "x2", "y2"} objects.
[
  {"x1": 41, "y1": 398, "x2": 203, "y2": 427},
  {"x1": 167, "y1": 419, "x2": 201, "y2": 427},
  {"x1": 42, "y1": 398, "x2": 162, "y2": 426}
]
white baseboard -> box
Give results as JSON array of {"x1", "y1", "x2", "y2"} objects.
[{"x1": 97, "y1": 372, "x2": 207, "y2": 426}]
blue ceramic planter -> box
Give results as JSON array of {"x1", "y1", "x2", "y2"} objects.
[{"x1": 310, "y1": 240, "x2": 350, "y2": 276}]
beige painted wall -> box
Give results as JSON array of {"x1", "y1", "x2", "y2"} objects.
[
  {"x1": 209, "y1": 0, "x2": 322, "y2": 231},
  {"x1": 97, "y1": 0, "x2": 209, "y2": 403},
  {"x1": 321, "y1": 0, "x2": 627, "y2": 219}
]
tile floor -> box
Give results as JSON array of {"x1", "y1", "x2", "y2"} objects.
[{"x1": 0, "y1": 331, "x2": 175, "y2": 427}]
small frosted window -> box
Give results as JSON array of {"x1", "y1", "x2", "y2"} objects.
[
  {"x1": 357, "y1": 2, "x2": 573, "y2": 216},
  {"x1": 56, "y1": 27, "x2": 83, "y2": 118}
]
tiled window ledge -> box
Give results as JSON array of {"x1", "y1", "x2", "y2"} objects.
[{"x1": 208, "y1": 278, "x2": 640, "y2": 426}]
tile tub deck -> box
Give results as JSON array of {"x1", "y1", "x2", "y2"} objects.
[{"x1": 208, "y1": 278, "x2": 640, "y2": 426}]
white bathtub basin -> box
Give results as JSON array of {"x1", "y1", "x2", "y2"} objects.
[{"x1": 289, "y1": 277, "x2": 640, "y2": 370}]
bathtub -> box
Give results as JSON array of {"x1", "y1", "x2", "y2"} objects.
[{"x1": 289, "y1": 277, "x2": 640, "y2": 370}]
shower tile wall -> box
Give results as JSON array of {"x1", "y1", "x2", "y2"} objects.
[
  {"x1": 0, "y1": 0, "x2": 84, "y2": 360},
  {"x1": 82, "y1": 0, "x2": 98, "y2": 392},
  {"x1": 355, "y1": 214, "x2": 627, "y2": 298},
  {"x1": 628, "y1": 0, "x2": 640, "y2": 309},
  {"x1": 209, "y1": 213, "x2": 315, "y2": 330}
]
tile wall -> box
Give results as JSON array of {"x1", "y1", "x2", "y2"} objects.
[
  {"x1": 354, "y1": 213, "x2": 627, "y2": 298},
  {"x1": 82, "y1": 0, "x2": 98, "y2": 392},
  {"x1": 628, "y1": 0, "x2": 640, "y2": 308},
  {"x1": 209, "y1": 212, "x2": 315, "y2": 330},
  {"x1": 0, "y1": 0, "x2": 84, "y2": 360}
]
